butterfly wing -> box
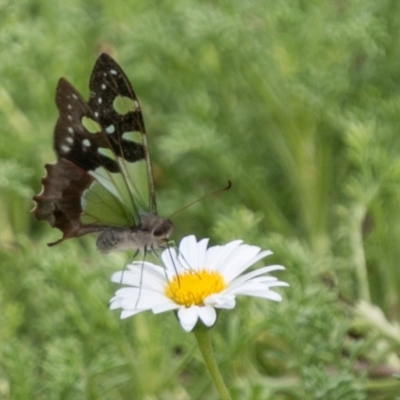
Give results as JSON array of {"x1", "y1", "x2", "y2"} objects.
[
  {"x1": 33, "y1": 54, "x2": 156, "y2": 246},
  {"x1": 88, "y1": 54, "x2": 157, "y2": 214}
]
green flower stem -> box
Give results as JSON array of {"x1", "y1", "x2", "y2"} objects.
[{"x1": 193, "y1": 327, "x2": 232, "y2": 400}]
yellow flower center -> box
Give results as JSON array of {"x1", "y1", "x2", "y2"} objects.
[{"x1": 165, "y1": 269, "x2": 226, "y2": 307}]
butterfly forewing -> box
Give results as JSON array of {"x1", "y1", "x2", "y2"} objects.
[
  {"x1": 88, "y1": 54, "x2": 156, "y2": 215},
  {"x1": 53, "y1": 77, "x2": 141, "y2": 227}
]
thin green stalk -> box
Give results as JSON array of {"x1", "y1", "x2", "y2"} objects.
[
  {"x1": 350, "y1": 203, "x2": 370, "y2": 302},
  {"x1": 193, "y1": 327, "x2": 231, "y2": 400}
]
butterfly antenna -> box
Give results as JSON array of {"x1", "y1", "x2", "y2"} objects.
[{"x1": 168, "y1": 180, "x2": 232, "y2": 220}]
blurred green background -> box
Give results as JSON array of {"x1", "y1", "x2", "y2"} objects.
[{"x1": 1, "y1": 0, "x2": 400, "y2": 399}]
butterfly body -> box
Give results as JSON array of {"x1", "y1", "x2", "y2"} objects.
[
  {"x1": 96, "y1": 215, "x2": 173, "y2": 253},
  {"x1": 33, "y1": 53, "x2": 172, "y2": 252}
]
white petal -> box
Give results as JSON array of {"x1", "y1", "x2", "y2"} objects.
[
  {"x1": 127, "y1": 261, "x2": 166, "y2": 281},
  {"x1": 139, "y1": 267, "x2": 169, "y2": 291},
  {"x1": 205, "y1": 294, "x2": 236, "y2": 309},
  {"x1": 227, "y1": 265, "x2": 285, "y2": 290},
  {"x1": 115, "y1": 295, "x2": 140, "y2": 310},
  {"x1": 225, "y1": 281, "x2": 278, "y2": 296},
  {"x1": 162, "y1": 246, "x2": 189, "y2": 277},
  {"x1": 177, "y1": 235, "x2": 198, "y2": 268},
  {"x1": 111, "y1": 270, "x2": 136, "y2": 285},
  {"x1": 112, "y1": 287, "x2": 138, "y2": 302},
  {"x1": 127, "y1": 261, "x2": 160, "y2": 271},
  {"x1": 111, "y1": 263, "x2": 166, "y2": 291},
  {"x1": 203, "y1": 246, "x2": 220, "y2": 267},
  {"x1": 252, "y1": 276, "x2": 280, "y2": 283},
  {"x1": 120, "y1": 309, "x2": 144, "y2": 319},
  {"x1": 218, "y1": 245, "x2": 261, "y2": 277},
  {"x1": 232, "y1": 279, "x2": 289, "y2": 290},
  {"x1": 194, "y1": 238, "x2": 209, "y2": 268},
  {"x1": 113, "y1": 288, "x2": 169, "y2": 310},
  {"x1": 178, "y1": 307, "x2": 199, "y2": 332},
  {"x1": 197, "y1": 305, "x2": 217, "y2": 327},
  {"x1": 161, "y1": 245, "x2": 175, "y2": 268},
  {"x1": 135, "y1": 291, "x2": 171, "y2": 308},
  {"x1": 152, "y1": 301, "x2": 180, "y2": 314},
  {"x1": 205, "y1": 240, "x2": 243, "y2": 270},
  {"x1": 266, "y1": 281, "x2": 290, "y2": 288},
  {"x1": 109, "y1": 297, "x2": 122, "y2": 309},
  {"x1": 162, "y1": 237, "x2": 210, "y2": 276},
  {"x1": 233, "y1": 288, "x2": 283, "y2": 301},
  {"x1": 222, "y1": 249, "x2": 274, "y2": 282}
]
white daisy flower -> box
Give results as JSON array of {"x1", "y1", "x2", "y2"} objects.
[{"x1": 110, "y1": 235, "x2": 289, "y2": 332}]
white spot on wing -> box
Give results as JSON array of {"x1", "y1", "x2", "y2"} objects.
[
  {"x1": 98, "y1": 97, "x2": 102, "y2": 104},
  {"x1": 66, "y1": 137, "x2": 73, "y2": 144},
  {"x1": 72, "y1": 94, "x2": 78, "y2": 100},
  {"x1": 60, "y1": 144, "x2": 70, "y2": 153},
  {"x1": 82, "y1": 139, "x2": 90, "y2": 147},
  {"x1": 94, "y1": 112, "x2": 99, "y2": 118},
  {"x1": 106, "y1": 125, "x2": 115, "y2": 134},
  {"x1": 67, "y1": 104, "x2": 72, "y2": 110},
  {"x1": 110, "y1": 69, "x2": 117, "y2": 75},
  {"x1": 67, "y1": 115, "x2": 72, "y2": 121},
  {"x1": 67, "y1": 127, "x2": 74, "y2": 134},
  {"x1": 101, "y1": 84, "x2": 106, "y2": 90}
]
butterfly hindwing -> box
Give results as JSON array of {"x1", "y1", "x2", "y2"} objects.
[{"x1": 33, "y1": 158, "x2": 99, "y2": 246}]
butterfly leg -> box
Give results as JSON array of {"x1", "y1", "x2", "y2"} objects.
[{"x1": 134, "y1": 246, "x2": 147, "y2": 308}]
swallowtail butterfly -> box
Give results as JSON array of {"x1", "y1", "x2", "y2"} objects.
[{"x1": 33, "y1": 53, "x2": 173, "y2": 253}]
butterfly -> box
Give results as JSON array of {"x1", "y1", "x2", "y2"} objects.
[{"x1": 33, "y1": 53, "x2": 173, "y2": 253}]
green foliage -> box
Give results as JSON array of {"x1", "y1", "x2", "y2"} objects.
[{"x1": 1, "y1": 0, "x2": 400, "y2": 399}]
